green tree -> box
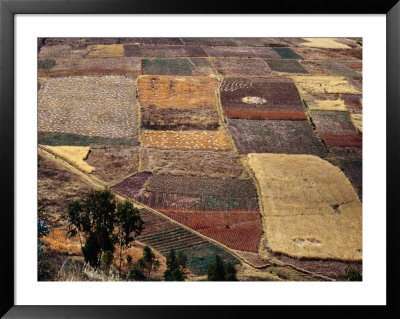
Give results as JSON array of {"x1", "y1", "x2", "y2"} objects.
[
  {"x1": 67, "y1": 188, "x2": 143, "y2": 270},
  {"x1": 207, "y1": 255, "x2": 237, "y2": 281},
  {"x1": 137, "y1": 246, "x2": 160, "y2": 279},
  {"x1": 207, "y1": 255, "x2": 226, "y2": 281},
  {"x1": 164, "y1": 250, "x2": 187, "y2": 281},
  {"x1": 115, "y1": 201, "x2": 143, "y2": 276}
]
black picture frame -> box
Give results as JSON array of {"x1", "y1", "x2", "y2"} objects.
[{"x1": 1, "y1": 0, "x2": 399, "y2": 318}]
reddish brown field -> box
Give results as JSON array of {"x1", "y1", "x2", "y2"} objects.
[
  {"x1": 157, "y1": 208, "x2": 262, "y2": 252},
  {"x1": 321, "y1": 134, "x2": 362, "y2": 147}
]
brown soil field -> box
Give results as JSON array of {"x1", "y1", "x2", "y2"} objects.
[
  {"x1": 248, "y1": 153, "x2": 362, "y2": 261},
  {"x1": 38, "y1": 76, "x2": 138, "y2": 139},
  {"x1": 227, "y1": 118, "x2": 327, "y2": 157},
  {"x1": 224, "y1": 109, "x2": 307, "y2": 120},
  {"x1": 321, "y1": 134, "x2": 362, "y2": 147},
  {"x1": 182, "y1": 38, "x2": 238, "y2": 46},
  {"x1": 38, "y1": 153, "x2": 92, "y2": 227},
  {"x1": 38, "y1": 45, "x2": 88, "y2": 59},
  {"x1": 42, "y1": 37, "x2": 117, "y2": 49},
  {"x1": 310, "y1": 111, "x2": 358, "y2": 135},
  {"x1": 119, "y1": 38, "x2": 184, "y2": 45},
  {"x1": 342, "y1": 94, "x2": 363, "y2": 114},
  {"x1": 137, "y1": 75, "x2": 218, "y2": 109},
  {"x1": 139, "y1": 148, "x2": 247, "y2": 178},
  {"x1": 39, "y1": 58, "x2": 141, "y2": 78},
  {"x1": 212, "y1": 58, "x2": 272, "y2": 76},
  {"x1": 124, "y1": 45, "x2": 207, "y2": 58},
  {"x1": 204, "y1": 46, "x2": 280, "y2": 58},
  {"x1": 140, "y1": 106, "x2": 219, "y2": 130},
  {"x1": 141, "y1": 130, "x2": 231, "y2": 151},
  {"x1": 220, "y1": 77, "x2": 303, "y2": 112},
  {"x1": 85, "y1": 146, "x2": 140, "y2": 184}
]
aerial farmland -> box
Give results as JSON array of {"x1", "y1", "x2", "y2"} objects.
[{"x1": 37, "y1": 37, "x2": 362, "y2": 281}]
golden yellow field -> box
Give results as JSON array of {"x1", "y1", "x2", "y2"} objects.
[
  {"x1": 308, "y1": 98, "x2": 347, "y2": 111},
  {"x1": 137, "y1": 75, "x2": 218, "y2": 109},
  {"x1": 292, "y1": 76, "x2": 361, "y2": 95},
  {"x1": 300, "y1": 38, "x2": 351, "y2": 49},
  {"x1": 141, "y1": 130, "x2": 231, "y2": 150},
  {"x1": 247, "y1": 153, "x2": 362, "y2": 261},
  {"x1": 44, "y1": 146, "x2": 95, "y2": 173},
  {"x1": 350, "y1": 114, "x2": 363, "y2": 133},
  {"x1": 87, "y1": 44, "x2": 125, "y2": 58}
]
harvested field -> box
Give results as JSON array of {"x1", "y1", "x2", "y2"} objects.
[
  {"x1": 38, "y1": 132, "x2": 139, "y2": 146},
  {"x1": 141, "y1": 130, "x2": 231, "y2": 150},
  {"x1": 212, "y1": 58, "x2": 271, "y2": 76},
  {"x1": 299, "y1": 38, "x2": 352, "y2": 49},
  {"x1": 265, "y1": 59, "x2": 308, "y2": 73},
  {"x1": 220, "y1": 77, "x2": 303, "y2": 112},
  {"x1": 38, "y1": 76, "x2": 138, "y2": 139},
  {"x1": 140, "y1": 106, "x2": 219, "y2": 130},
  {"x1": 224, "y1": 109, "x2": 307, "y2": 120},
  {"x1": 142, "y1": 59, "x2": 193, "y2": 75},
  {"x1": 38, "y1": 153, "x2": 92, "y2": 227},
  {"x1": 139, "y1": 148, "x2": 246, "y2": 178},
  {"x1": 247, "y1": 153, "x2": 362, "y2": 260},
  {"x1": 292, "y1": 47, "x2": 362, "y2": 61},
  {"x1": 85, "y1": 146, "x2": 140, "y2": 184},
  {"x1": 273, "y1": 47, "x2": 303, "y2": 59},
  {"x1": 227, "y1": 119, "x2": 326, "y2": 157},
  {"x1": 157, "y1": 208, "x2": 262, "y2": 252},
  {"x1": 112, "y1": 172, "x2": 153, "y2": 199},
  {"x1": 44, "y1": 146, "x2": 95, "y2": 173},
  {"x1": 87, "y1": 44, "x2": 125, "y2": 58},
  {"x1": 292, "y1": 76, "x2": 361, "y2": 94},
  {"x1": 136, "y1": 209, "x2": 240, "y2": 275},
  {"x1": 321, "y1": 134, "x2": 362, "y2": 147},
  {"x1": 310, "y1": 111, "x2": 358, "y2": 135},
  {"x1": 39, "y1": 58, "x2": 141, "y2": 77},
  {"x1": 137, "y1": 76, "x2": 217, "y2": 109},
  {"x1": 298, "y1": 61, "x2": 333, "y2": 75},
  {"x1": 232, "y1": 37, "x2": 302, "y2": 47},
  {"x1": 39, "y1": 45, "x2": 77, "y2": 59}
]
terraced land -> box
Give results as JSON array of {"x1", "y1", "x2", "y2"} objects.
[{"x1": 38, "y1": 37, "x2": 363, "y2": 281}]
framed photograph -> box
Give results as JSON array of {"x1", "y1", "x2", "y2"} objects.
[{"x1": 1, "y1": 0, "x2": 398, "y2": 317}]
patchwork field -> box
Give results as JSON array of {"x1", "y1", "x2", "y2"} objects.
[{"x1": 38, "y1": 37, "x2": 363, "y2": 281}]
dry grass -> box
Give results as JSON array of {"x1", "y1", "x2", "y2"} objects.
[
  {"x1": 137, "y1": 75, "x2": 218, "y2": 109},
  {"x1": 300, "y1": 38, "x2": 351, "y2": 49},
  {"x1": 42, "y1": 227, "x2": 82, "y2": 256},
  {"x1": 292, "y1": 76, "x2": 361, "y2": 95},
  {"x1": 44, "y1": 146, "x2": 95, "y2": 173},
  {"x1": 141, "y1": 130, "x2": 231, "y2": 150},
  {"x1": 350, "y1": 114, "x2": 362, "y2": 133},
  {"x1": 308, "y1": 98, "x2": 347, "y2": 111},
  {"x1": 87, "y1": 44, "x2": 125, "y2": 58},
  {"x1": 247, "y1": 153, "x2": 362, "y2": 261}
]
